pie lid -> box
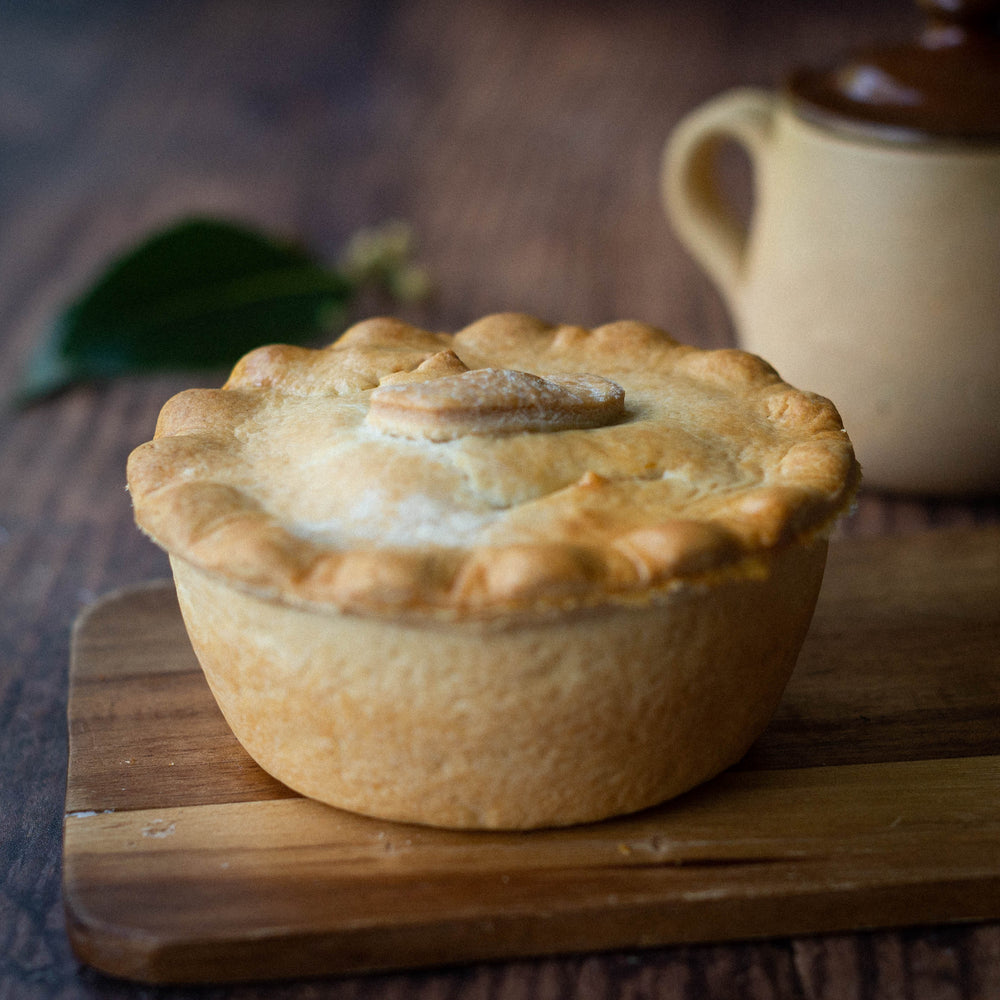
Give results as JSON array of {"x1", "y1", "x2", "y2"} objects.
[
  {"x1": 786, "y1": 0, "x2": 1000, "y2": 142},
  {"x1": 126, "y1": 315, "x2": 861, "y2": 621}
]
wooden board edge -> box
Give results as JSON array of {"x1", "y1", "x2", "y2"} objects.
[
  {"x1": 70, "y1": 577, "x2": 175, "y2": 639},
  {"x1": 61, "y1": 864, "x2": 1000, "y2": 986},
  {"x1": 61, "y1": 755, "x2": 1000, "y2": 984}
]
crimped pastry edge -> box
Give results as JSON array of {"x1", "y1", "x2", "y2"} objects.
[{"x1": 127, "y1": 313, "x2": 860, "y2": 622}]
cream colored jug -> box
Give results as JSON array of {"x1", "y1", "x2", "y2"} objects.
[{"x1": 663, "y1": 1, "x2": 1000, "y2": 495}]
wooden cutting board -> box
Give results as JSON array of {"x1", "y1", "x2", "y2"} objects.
[{"x1": 63, "y1": 527, "x2": 1000, "y2": 984}]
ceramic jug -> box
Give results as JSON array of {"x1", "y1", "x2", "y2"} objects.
[{"x1": 662, "y1": 0, "x2": 1000, "y2": 494}]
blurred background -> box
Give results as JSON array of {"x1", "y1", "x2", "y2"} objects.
[
  {"x1": 0, "y1": 0, "x2": 920, "y2": 357},
  {"x1": 3, "y1": 2, "x2": 997, "y2": 998}
]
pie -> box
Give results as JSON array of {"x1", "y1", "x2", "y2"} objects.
[{"x1": 127, "y1": 313, "x2": 860, "y2": 829}]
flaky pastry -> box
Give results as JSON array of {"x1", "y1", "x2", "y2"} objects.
[{"x1": 127, "y1": 313, "x2": 859, "y2": 829}]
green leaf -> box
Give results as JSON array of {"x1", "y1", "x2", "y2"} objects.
[{"x1": 15, "y1": 217, "x2": 381, "y2": 403}]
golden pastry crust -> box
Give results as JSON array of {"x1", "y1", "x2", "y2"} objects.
[
  {"x1": 127, "y1": 312, "x2": 860, "y2": 829},
  {"x1": 127, "y1": 313, "x2": 859, "y2": 621}
]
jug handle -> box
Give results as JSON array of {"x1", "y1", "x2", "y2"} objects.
[{"x1": 661, "y1": 88, "x2": 776, "y2": 311}]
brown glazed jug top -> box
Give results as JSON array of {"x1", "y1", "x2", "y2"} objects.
[{"x1": 787, "y1": 0, "x2": 1000, "y2": 142}]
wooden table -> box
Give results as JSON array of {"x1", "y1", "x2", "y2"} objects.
[{"x1": 2, "y1": 1, "x2": 998, "y2": 997}]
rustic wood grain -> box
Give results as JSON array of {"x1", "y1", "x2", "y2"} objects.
[
  {"x1": 3, "y1": 0, "x2": 1000, "y2": 997},
  {"x1": 61, "y1": 529, "x2": 1000, "y2": 983}
]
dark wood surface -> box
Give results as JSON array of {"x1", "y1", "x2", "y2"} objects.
[{"x1": 2, "y1": 1, "x2": 999, "y2": 998}]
